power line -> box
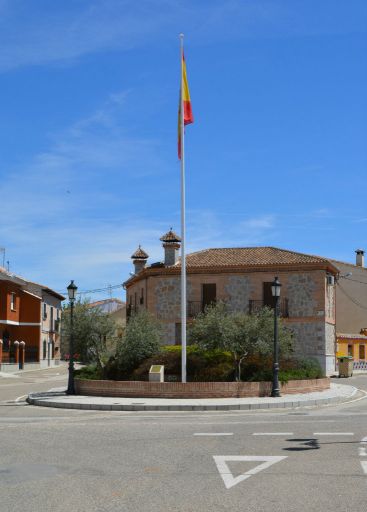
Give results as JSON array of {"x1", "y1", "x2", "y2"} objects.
[
  {"x1": 57, "y1": 283, "x2": 124, "y2": 296},
  {"x1": 342, "y1": 276, "x2": 367, "y2": 286},
  {"x1": 336, "y1": 281, "x2": 367, "y2": 310}
]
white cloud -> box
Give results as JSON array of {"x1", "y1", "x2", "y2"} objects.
[
  {"x1": 1, "y1": 1, "x2": 362, "y2": 72},
  {"x1": 0, "y1": 90, "x2": 167, "y2": 294}
]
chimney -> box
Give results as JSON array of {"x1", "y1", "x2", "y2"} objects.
[
  {"x1": 131, "y1": 246, "x2": 149, "y2": 274},
  {"x1": 355, "y1": 249, "x2": 365, "y2": 267},
  {"x1": 160, "y1": 228, "x2": 181, "y2": 266}
]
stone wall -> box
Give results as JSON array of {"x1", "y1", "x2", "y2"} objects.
[
  {"x1": 286, "y1": 320, "x2": 335, "y2": 374},
  {"x1": 325, "y1": 284, "x2": 335, "y2": 320},
  {"x1": 154, "y1": 277, "x2": 192, "y2": 320},
  {"x1": 161, "y1": 322, "x2": 175, "y2": 345},
  {"x1": 224, "y1": 275, "x2": 254, "y2": 313},
  {"x1": 75, "y1": 377, "x2": 330, "y2": 399},
  {"x1": 288, "y1": 321, "x2": 325, "y2": 359},
  {"x1": 287, "y1": 273, "x2": 317, "y2": 317}
]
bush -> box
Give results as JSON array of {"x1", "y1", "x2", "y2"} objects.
[
  {"x1": 116, "y1": 311, "x2": 161, "y2": 374},
  {"x1": 74, "y1": 364, "x2": 103, "y2": 380},
  {"x1": 247, "y1": 358, "x2": 324, "y2": 383},
  {"x1": 131, "y1": 345, "x2": 234, "y2": 382}
]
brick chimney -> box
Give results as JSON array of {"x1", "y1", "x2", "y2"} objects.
[
  {"x1": 160, "y1": 228, "x2": 181, "y2": 266},
  {"x1": 355, "y1": 249, "x2": 365, "y2": 267},
  {"x1": 131, "y1": 246, "x2": 149, "y2": 274}
]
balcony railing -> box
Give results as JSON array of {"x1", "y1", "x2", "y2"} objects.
[
  {"x1": 126, "y1": 305, "x2": 137, "y2": 319},
  {"x1": 249, "y1": 299, "x2": 289, "y2": 318},
  {"x1": 187, "y1": 301, "x2": 203, "y2": 318}
]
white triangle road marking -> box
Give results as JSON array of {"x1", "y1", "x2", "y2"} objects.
[
  {"x1": 361, "y1": 461, "x2": 367, "y2": 475},
  {"x1": 213, "y1": 455, "x2": 288, "y2": 489}
]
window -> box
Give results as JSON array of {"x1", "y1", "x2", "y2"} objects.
[
  {"x1": 10, "y1": 293, "x2": 16, "y2": 311},
  {"x1": 43, "y1": 339, "x2": 47, "y2": 359},
  {"x1": 348, "y1": 344, "x2": 353, "y2": 357},
  {"x1": 50, "y1": 307, "x2": 54, "y2": 331},
  {"x1": 263, "y1": 282, "x2": 276, "y2": 308},
  {"x1": 359, "y1": 345, "x2": 365, "y2": 360},
  {"x1": 140, "y1": 288, "x2": 144, "y2": 305},
  {"x1": 202, "y1": 283, "x2": 216, "y2": 310},
  {"x1": 43, "y1": 303, "x2": 47, "y2": 319}
]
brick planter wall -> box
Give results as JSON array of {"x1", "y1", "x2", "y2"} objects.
[{"x1": 75, "y1": 378, "x2": 330, "y2": 399}]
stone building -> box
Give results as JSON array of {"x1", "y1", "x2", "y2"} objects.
[{"x1": 124, "y1": 230, "x2": 339, "y2": 375}]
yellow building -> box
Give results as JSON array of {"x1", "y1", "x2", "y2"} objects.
[{"x1": 337, "y1": 331, "x2": 367, "y2": 362}]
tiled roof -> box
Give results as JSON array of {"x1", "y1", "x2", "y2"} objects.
[
  {"x1": 328, "y1": 258, "x2": 367, "y2": 271},
  {"x1": 124, "y1": 246, "x2": 339, "y2": 287},
  {"x1": 160, "y1": 228, "x2": 181, "y2": 243},
  {"x1": 89, "y1": 298, "x2": 125, "y2": 307},
  {"x1": 174, "y1": 247, "x2": 332, "y2": 268},
  {"x1": 337, "y1": 333, "x2": 367, "y2": 340},
  {"x1": 131, "y1": 246, "x2": 149, "y2": 259}
]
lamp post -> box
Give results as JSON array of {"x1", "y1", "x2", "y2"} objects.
[
  {"x1": 271, "y1": 276, "x2": 281, "y2": 397},
  {"x1": 67, "y1": 280, "x2": 78, "y2": 395}
]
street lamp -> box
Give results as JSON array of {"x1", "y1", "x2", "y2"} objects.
[
  {"x1": 67, "y1": 280, "x2": 78, "y2": 395},
  {"x1": 271, "y1": 276, "x2": 281, "y2": 397}
]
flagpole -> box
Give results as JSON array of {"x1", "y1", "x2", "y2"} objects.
[{"x1": 180, "y1": 33, "x2": 187, "y2": 383}]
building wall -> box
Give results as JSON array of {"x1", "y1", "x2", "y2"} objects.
[
  {"x1": 0, "y1": 282, "x2": 22, "y2": 322},
  {"x1": 334, "y1": 261, "x2": 367, "y2": 333},
  {"x1": 0, "y1": 283, "x2": 42, "y2": 363},
  {"x1": 337, "y1": 335, "x2": 367, "y2": 361},
  {"x1": 126, "y1": 268, "x2": 335, "y2": 372}
]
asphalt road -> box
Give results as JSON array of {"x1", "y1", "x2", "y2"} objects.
[{"x1": 1, "y1": 370, "x2": 367, "y2": 512}]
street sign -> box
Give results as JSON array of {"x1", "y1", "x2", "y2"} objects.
[{"x1": 213, "y1": 455, "x2": 288, "y2": 489}]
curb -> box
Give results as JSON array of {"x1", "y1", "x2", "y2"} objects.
[{"x1": 26, "y1": 388, "x2": 364, "y2": 412}]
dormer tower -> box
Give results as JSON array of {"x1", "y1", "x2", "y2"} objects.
[
  {"x1": 160, "y1": 228, "x2": 181, "y2": 266},
  {"x1": 131, "y1": 246, "x2": 149, "y2": 274}
]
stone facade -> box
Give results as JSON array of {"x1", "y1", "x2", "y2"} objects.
[
  {"x1": 325, "y1": 284, "x2": 335, "y2": 321},
  {"x1": 287, "y1": 273, "x2": 317, "y2": 317},
  {"x1": 287, "y1": 320, "x2": 336, "y2": 374},
  {"x1": 126, "y1": 266, "x2": 337, "y2": 375},
  {"x1": 154, "y1": 277, "x2": 192, "y2": 321},
  {"x1": 224, "y1": 276, "x2": 253, "y2": 313}
]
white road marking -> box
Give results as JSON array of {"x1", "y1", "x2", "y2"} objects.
[
  {"x1": 361, "y1": 461, "x2": 367, "y2": 474},
  {"x1": 360, "y1": 436, "x2": 367, "y2": 444},
  {"x1": 194, "y1": 433, "x2": 233, "y2": 436},
  {"x1": 359, "y1": 447, "x2": 367, "y2": 457},
  {"x1": 15, "y1": 395, "x2": 27, "y2": 402},
  {"x1": 213, "y1": 455, "x2": 287, "y2": 490},
  {"x1": 253, "y1": 432, "x2": 293, "y2": 436},
  {"x1": 313, "y1": 432, "x2": 354, "y2": 436}
]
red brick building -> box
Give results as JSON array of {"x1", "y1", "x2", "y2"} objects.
[{"x1": 0, "y1": 267, "x2": 64, "y2": 371}]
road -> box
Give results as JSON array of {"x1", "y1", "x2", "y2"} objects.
[{"x1": 1, "y1": 370, "x2": 367, "y2": 512}]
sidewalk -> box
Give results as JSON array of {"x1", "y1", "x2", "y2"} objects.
[{"x1": 27, "y1": 382, "x2": 365, "y2": 412}]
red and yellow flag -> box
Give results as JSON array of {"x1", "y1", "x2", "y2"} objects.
[{"x1": 178, "y1": 53, "x2": 194, "y2": 159}]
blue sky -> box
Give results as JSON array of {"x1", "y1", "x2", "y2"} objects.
[{"x1": 0, "y1": 0, "x2": 366, "y2": 300}]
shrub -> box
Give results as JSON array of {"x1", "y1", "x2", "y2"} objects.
[
  {"x1": 246, "y1": 358, "x2": 324, "y2": 383},
  {"x1": 74, "y1": 364, "x2": 103, "y2": 380},
  {"x1": 189, "y1": 303, "x2": 293, "y2": 381},
  {"x1": 116, "y1": 311, "x2": 161, "y2": 374},
  {"x1": 132, "y1": 345, "x2": 234, "y2": 382}
]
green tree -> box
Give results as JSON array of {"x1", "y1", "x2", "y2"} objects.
[
  {"x1": 61, "y1": 299, "x2": 116, "y2": 369},
  {"x1": 117, "y1": 310, "x2": 161, "y2": 373},
  {"x1": 189, "y1": 303, "x2": 293, "y2": 381}
]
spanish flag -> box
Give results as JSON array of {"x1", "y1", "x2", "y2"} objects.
[{"x1": 178, "y1": 53, "x2": 194, "y2": 159}]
